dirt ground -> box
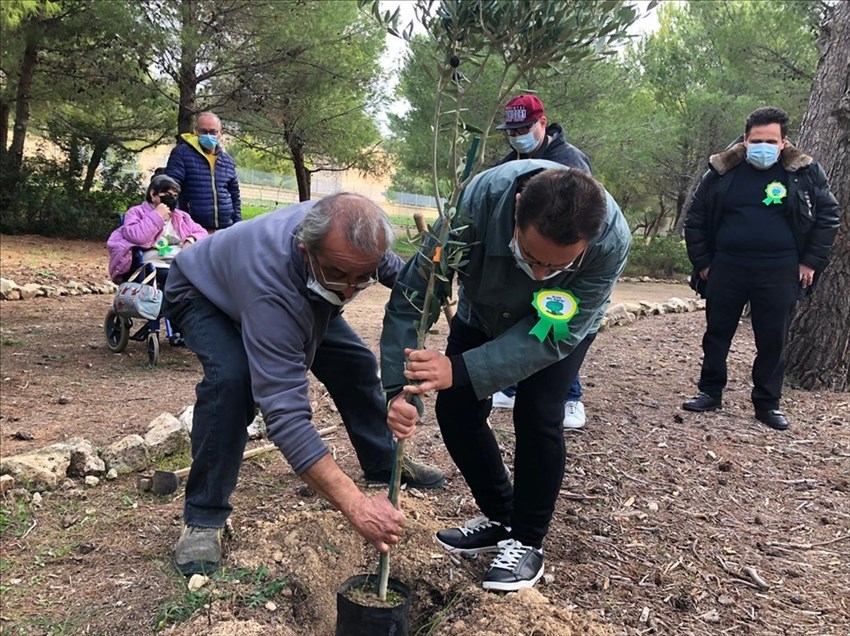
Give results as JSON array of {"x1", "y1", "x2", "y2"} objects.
[{"x1": 1, "y1": 235, "x2": 848, "y2": 635}]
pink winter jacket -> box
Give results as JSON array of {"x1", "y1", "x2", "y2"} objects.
[{"x1": 107, "y1": 201, "x2": 208, "y2": 282}]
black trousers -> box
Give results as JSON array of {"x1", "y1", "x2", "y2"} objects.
[
  {"x1": 436, "y1": 316, "x2": 595, "y2": 548},
  {"x1": 698, "y1": 260, "x2": 799, "y2": 411}
]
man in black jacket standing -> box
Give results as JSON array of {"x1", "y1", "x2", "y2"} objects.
[
  {"x1": 683, "y1": 107, "x2": 840, "y2": 431},
  {"x1": 490, "y1": 95, "x2": 593, "y2": 430}
]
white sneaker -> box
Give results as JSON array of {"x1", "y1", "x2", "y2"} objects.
[
  {"x1": 491, "y1": 391, "x2": 515, "y2": 409},
  {"x1": 562, "y1": 400, "x2": 586, "y2": 429}
]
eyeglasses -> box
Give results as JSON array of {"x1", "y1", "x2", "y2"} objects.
[
  {"x1": 513, "y1": 227, "x2": 586, "y2": 275},
  {"x1": 308, "y1": 251, "x2": 378, "y2": 291},
  {"x1": 504, "y1": 121, "x2": 538, "y2": 137},
  {"x1": 197, "y1": 128, "x2": 220, "y2": 135}
]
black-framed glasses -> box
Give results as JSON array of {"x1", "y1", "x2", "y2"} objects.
[
  {"x1": 308, "y1": 251, "x2": 378, "y2": 291},
  {"x1": 504, "y1": 121, "x2": 538, "y2": 137},
  {"x1": 512, "y1": 227, "x2": 586, "y2": 275},
  {"x1": 197, "y1": 128, "x2": 220, "y2": 135}
]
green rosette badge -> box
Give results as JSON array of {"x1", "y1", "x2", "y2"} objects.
[
  {"x1": 763, "y1": 181, "x2": 787, "y2": 206},
  {"x1": 529, "y1": 289, "x2": 579, "y2": 343}
]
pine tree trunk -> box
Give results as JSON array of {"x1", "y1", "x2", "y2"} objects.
[
  {"x1": 785, "y1": 2, "x2": 850, "y2": 391},
  {"x1": 177, "y1": 0, "x2": 199, "y2": 135},
  {"x1": 9, "y1": 39, "x2": 39, "y2": 177},
  {"x1": 291, "y1": 143, "x2": 311, "y2": 202}
]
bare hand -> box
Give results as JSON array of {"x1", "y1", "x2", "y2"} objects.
[
  {"x1": 155, "y1": 203, "x2": 172, "y2": 222},
  {"x1": 699, "y1": 267, "x2": 710, "y2": 281},
  {"x1": 348, "y1": 493, "x2": 405, "y2": 553},
  {"x1": 387, "y1": 392, "x2": 419, "y2": 440},
  {"x1": 799, "y1": 264, "x2": 815, "y2": 288},
  {"x1": 402, "y1": 348, "x2": 452, "y2": 393},
  {"x1": 182, "y1": 238, "x2": 195, "y2": 249}
]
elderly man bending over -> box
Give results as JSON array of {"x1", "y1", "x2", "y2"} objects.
[{"x1": 163, "y1": 193, "x2": 430, "y2": 575}]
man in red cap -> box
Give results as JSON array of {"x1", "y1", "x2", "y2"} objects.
[{"x1": 492, "y1": 94, "x2": 593, "y2": 430}]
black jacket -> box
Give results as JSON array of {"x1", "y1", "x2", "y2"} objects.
[
  {"x1": 496, "y1": 123, "x2": 591, "y2": 173},
  {"x1": 684, "y1": 143, "x2": 840, "y2": 296}
]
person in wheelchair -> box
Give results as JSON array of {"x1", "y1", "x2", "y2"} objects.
[{"x1": 108, "y1": 173, "x2": 208, "y2": 288}]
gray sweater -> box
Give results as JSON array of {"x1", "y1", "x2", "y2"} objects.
[{"x1": 166, "y1": 201, "x2": 403, "y2": 474}]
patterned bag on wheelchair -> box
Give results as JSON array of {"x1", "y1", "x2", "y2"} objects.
[{"x1": 113, "y1": 267, "x2": 163, "y2": 320}]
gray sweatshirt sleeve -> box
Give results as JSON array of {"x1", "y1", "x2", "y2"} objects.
[{"x1": 240, "y1": 294, "x2": 329, "y2": 475}]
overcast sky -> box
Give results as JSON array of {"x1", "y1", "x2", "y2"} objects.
[{"x1": 375, "y1": 1, "x2": 661, "y2": 132}]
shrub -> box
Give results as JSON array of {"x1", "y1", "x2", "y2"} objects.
[{"x1": 624, "y1": 235, "x2": 691, "y2": 279}]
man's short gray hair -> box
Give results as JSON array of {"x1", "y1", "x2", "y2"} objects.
[{"x1": 298, "y1": 193, "x2": 395, "y2": 257}]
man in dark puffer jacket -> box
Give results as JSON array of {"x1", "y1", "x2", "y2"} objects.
[
  {"x1": 682, "y1": 107, "x2": 840, "y2": 431},
  {"x1": 166, "y1": 111, "x2": 241, "y2": 232}
]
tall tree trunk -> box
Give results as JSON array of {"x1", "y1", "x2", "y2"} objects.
[
  {"x1": 82, "y1": 140, "x2": 108, "y2": 193},
  {"x1": 786, "y1": 1, "x2": 850, "y2": 391},
  {"x1": 177, "y1": 0, "x2": 199, "y2": 134},
  {"x1": 9, "y1": 39, "x2": 40, "y2": 177},
  {"x1": 291, "y1": 142, "x2": 311, "y2": 201},
  {"x1": 0, "y1": 100, "x2": 10, "y2": 156}
]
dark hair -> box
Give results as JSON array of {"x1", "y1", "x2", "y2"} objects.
[
  {"x1": 145, "y1": 173, "x2": 181, "y2": 203},
  {"x1": 516, "y1": 169, "x2": 607, "y2": 245},
  {"x1": 745, "y1": 107, "x2": 789, "y2": 138}
]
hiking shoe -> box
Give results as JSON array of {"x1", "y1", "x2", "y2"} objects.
[
  {"x1": 682, "y1": 392, "x2": 722, "y2": 412},
  {"x1": 755, "y1": 409, "x2": 789, "y2": 431},
  {"x1": 173, "y1": 525, "x2": 223, "y2": 576},
  {"x1": 491, "y1": 391, "x2": 515, "y2": 409},
  {"x1": 364, "y1": 456, "x2": 445, "y2": 489},
  {"x1": 483, "y1": 539, "x2": 544, "y2": 592},
  {"x1": 562, "y1": 400, "x2": 586, "y2": 429},
  {"x1": 436, "y1": 516, "x2": 510, "y2": 555}
]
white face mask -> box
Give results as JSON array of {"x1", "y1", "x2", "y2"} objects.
[{"x1": 306, "y1": 272, "x2": 359, "y2": 306}]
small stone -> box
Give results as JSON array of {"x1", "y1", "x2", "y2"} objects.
[
  {"x1": 543, "y1": 574, "x2": 555, "y2": 585},
  {"x1": 105, "y1": 468, "x2": 118, "y2": 480},
  {"x1": 12, "y1": 430, "x2": 34, "y2": 441},
  {"x1": 272, "y1": 551, "x2": 284, "y2": 563},
  {"x1": 57, "y1": 396, "x2": 71, "y2": 405},
  {"x1": 85, "y1": 508, "x2": 97, "y2": 516},
  {"x1": 264, "y1": 601, "x2": 277, "y2": 611},
  {"x1": 717, "y1": 595, "x2": 734, "y2": 606},
  {"x1": 297, "y1": 485, "x2": 315, "y2": 498},
  {"x1": 706, "y1": 450, "x2": 717, "y2": 460},
  {"x1": 699, "y1": 610, "x2": 721, "y2": 623},
  {"x1": 9, "y1": 578, "x2": 22, "y2": 585},
  {"x1": 77, "y1": 543, "x2": 96, "y2": 554},
  {"x1": 31, "y1": 492, "x2": 43, "y2": 505},
  {"x1": 187, "y1": 574, "x2": 209, "y2": 591},
  {"x1": 84, "y1": 476, "x2": 100, "y2": 487},
  {"x1": 0, "y1": 474, "x2": 14, "y2": 493},
  {"x1": 62, "y1": 515, "x2": 78, "y2": 529},
  {"x1": 647, "y1": 501, "x2": 659, "y2": 512}
]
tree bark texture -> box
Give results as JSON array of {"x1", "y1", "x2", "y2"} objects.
[
  {"x1": 177, "y1": 0, "x2": 199, "y2": 134},
  {"x1": 786, "y1": 2, "x2": 850, "y2": 391},
  {"x1": 291, "y1": 142, "x2": 311, "y2": 202},
  {"x1": 9, "y1": 39, "x2": 40, "y2": 177}
]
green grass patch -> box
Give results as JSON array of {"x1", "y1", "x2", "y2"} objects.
[
  {"x1": 1, "y1": 337, "x2": 25, "y2": 346},
  {"x1": 154, "y1": 449, "x2": 192, "y2": 472},
  {"x1": 241, "y1": 203, "x2": 276, "y2": 220},
  {"x1": 0, "y1": 500, "x2": 32, "y2": 538}
]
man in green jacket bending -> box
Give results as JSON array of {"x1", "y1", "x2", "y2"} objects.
[{"x1": 380, "y1": 161, "x2": 631, "y2": 591}]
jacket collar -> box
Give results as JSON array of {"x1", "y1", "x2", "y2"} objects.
[
  {"x1": 179, "y1": 132, "x2": 220, "y2": 157},
  {"x1": 709, "y1": 142, "x2": 813, "y2": 175}
]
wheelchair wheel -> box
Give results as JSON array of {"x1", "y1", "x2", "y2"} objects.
[
  {"x1": 147, "y1": 332, "x2": 160, "y2": 366},
  {"x1": 104, "y1": 310, "x2": 129, "y2": 353}
]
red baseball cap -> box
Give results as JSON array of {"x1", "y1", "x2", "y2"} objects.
[{"x1": 496, "y1": 95, "x2": 545, "y2": 130}]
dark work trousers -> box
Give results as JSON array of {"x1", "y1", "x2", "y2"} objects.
[
  {"x1": 436, "y1": 316, "x2": 596, "y2": 548},
  {"x1": 698, "y1": 260, "x2": 800, "y2": 411},
  {"x1": 164, "y1": 296, "x2": 395, "y2": 528}
]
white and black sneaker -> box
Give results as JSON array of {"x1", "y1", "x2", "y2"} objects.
[
  {"x1": 436, "y1": 516, "x2": 511, "y2": 555},
  {"x1": 482, "y1": 539, "x2": 544, "y2": 591}
]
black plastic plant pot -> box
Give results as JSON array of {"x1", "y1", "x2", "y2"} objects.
[{"x1": 336, "y1": 574, "x2": 410, "y2": 636}]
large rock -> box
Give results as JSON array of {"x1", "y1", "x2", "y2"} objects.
[
  {"x1": 103, "y1": 435, "x2": 149, "y2": 474},
  {"x1": 0, "y1": 444, "x2": 73, "y2": 491},
  {"x1": 662, "y1": 297, "x2": 689, "y2": 313},
  {"x1": 1, "y1": 278, "x2": 20, "y2": 300},
  {"x1": 177, "y1": 405, "x2": 194, "y2": 433},
  {"x1": 67, "y1": 438, "x2": 106, "y2": 477},
  {"x1": 247, "y1": 412, "x2": 266, "y2": 439},
  {"x1": 144, "y1": 413, "x2": 189, "y2": 457},
  {"x1": 19, "y1": 283, "x2": 44, "y2": 300},
  {"x1": 605, "y1": 303, "x2": 636, "y2": 326},
  {"x1": 623, "y1": 302, "x2": 645, "y2": 317}
]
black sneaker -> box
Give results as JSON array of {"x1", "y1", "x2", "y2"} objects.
[
  {"x1": 364, "y1": 456, "x2": 445, "y2": 489},
  {"x1": 682, "y1": 392, "x2": 722, "y2": 412},
  {"x1": 483, "y1": 539, "x2": 544, "y2": 592},
  {"x1": 436, "y1": 516, "x2": 510, "y2": 555}
]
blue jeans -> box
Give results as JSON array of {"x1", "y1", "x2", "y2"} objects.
[
  {"x1": 164, "y1": 295, "x2": 396, "y2": 528},
  {"x1": 501, "y1": 374, "x2": 582, "y2": 402}
]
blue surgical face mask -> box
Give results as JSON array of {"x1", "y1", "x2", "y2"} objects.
[
  {"x1": 746, "y1": 142, "x2": 780, "y2": 170},
  {"x1": 508, "y1": 130, "x2": 539, "y2": 155},
  {"x1": 198, "y1": 134, "x2": 218, "y2": 151},
  {"x1": 509, "y1": 236, "x2": 561, "y2": 281}
]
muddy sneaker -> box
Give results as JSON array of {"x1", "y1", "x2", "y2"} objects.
[
  {"x1": 491, "y1": 391, "x2": 515, "y2": 409},
  {"x1": 436, "y1": 516, "x2": 510, "y2": 555},
  {"x1": 173, "y1": 525, "x2": 223, "y2": 576},
  {"x1": 562, "y1": 400, "x2": 586, "y2": 429},
  {"x1": 364, "y1": 456, "x2": 445, "y2": 489},
  {"x1": 482, "y1": 539, "x2": 544, "y2": 591}
]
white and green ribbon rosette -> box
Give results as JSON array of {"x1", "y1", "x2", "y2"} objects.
[
  {"x1": 763, "y1": 181, "x2": 787, "y2": 206},
  {"x1": 529, "y1": 289, "x2": 580, "y2": 343}
]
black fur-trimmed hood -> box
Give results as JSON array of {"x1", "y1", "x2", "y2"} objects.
[{"x1": 709, "y1": 143, "x2": 814, "y2": 175}]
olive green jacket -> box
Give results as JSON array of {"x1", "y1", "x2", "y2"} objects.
[{"x1": 381, "y1": 160, "x2": 631, "y2": 401}]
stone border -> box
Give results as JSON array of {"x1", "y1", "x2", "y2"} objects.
[{"x1": 1, "y1": 277, "x2": 117, "y2": 300}]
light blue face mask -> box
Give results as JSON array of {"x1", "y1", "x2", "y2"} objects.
[
  {"x1": 198, "y1": 134, "x2": 219, "y2": 151},
  {"x1": 746, "y1": 142, "x2": 780, "y2": 169},
  {"x1": 508, "y1": 130, "x2": 539, "y2": 155}
]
